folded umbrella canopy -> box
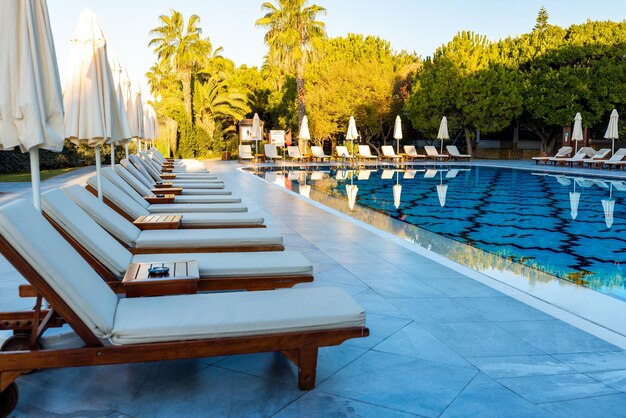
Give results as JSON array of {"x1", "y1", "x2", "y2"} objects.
[
  {"x1": 393, "y1": 115, "x2": 402, "y2": 154},
  {"x1": 143, "y1": 104, "x2": 158, "y2": 148},
  {"x1": 346, "y1": 116, "x2": 358, "y2": 153},
  {"x1": 107, "y1": 51, "x2": 132, "y2": 168},
  {"x1": 0, "y1": 0, "x2": 65, "y2": 212},
  {"x1": 63, "y1": 9, "x2": 128, "y2": 200},
  {"x1": 605, "y1": 109, "x2": 619, "y2": 155},
  {"x1": 129, "y1": 82, "x2": 144, "y2": 153},
  {"x1": 299, "y1": 115, "x2": 310, "y2": 154},
  {"x1": 572, "y1": 112, "x2": 583, "y2": 154},
  {"x1": 437, "y1": 116, "x2": 449, "y2": 154}
]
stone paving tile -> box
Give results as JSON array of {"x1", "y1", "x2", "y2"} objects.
[
  {"x1": 344, "y1": 313, "x2": 411, "y2": 350},
  {"x1": 421, "y1": 322, "x2": 544, "y2": 357},
  {"x1": 317, "y1": 350, "x2": 478, "y2": 417},
  {"x1": 215, "y1": 344, "x2": 368, "y2": 385},
  {"x1": 372, "y1": 322, "x2": 472, "y2": 368},
  {"x1": 497, "y1": 373, "x2": 618, "y2": 404},
  {"x1": 273, "y1": 391, "x2": 420, "y2": 418},
  {"x1": 587, "y1": 369, "x2": 626, "y2": 392},
  {"x1": 499, "y1": 320, "x2": 621, "y2": 355},
  {"x1": 455, "y1": 296, "x2": 554, "y2": 322},
  {"x1": 352, "y1": 289, "x2": 410, "y2": 319},
  {"x1": 390, "y1": 297, "x2": 486, "y2": 324},
  {"x1": 440, "y1": 374, "x2": 555, "y2": 418},
  {"x1": 117, "y1": 366, "x2": 304, "y2": 417},
  {"x1": 467, "y1": 355, "x2": 576, "y2": 379},
  {"x1": 541, "y1": 394, "x2": 626, "y2": 418},
  {"x1": 554, "y1": 351, "x2": 626, "y2": 373},
  {"x1": 420, "y1": 276, "x2": 503, "y2": 298}
]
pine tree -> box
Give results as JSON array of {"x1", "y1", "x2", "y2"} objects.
[{"x1": 534, "y1": 6, "x2": 549, "y2": 32}]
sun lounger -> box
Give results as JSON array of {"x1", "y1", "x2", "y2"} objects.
[
  {"x1": 115, "y1": 159, "x2": 224, "y2": 194},
  {"x1": 335, "y1": 169, "x2": 353, "y2": 180},
  {"x1": 424, "y1": 169, "x2": 438, "y2": 178},
  {"x1": 0, "y1": 200, "x2": 367, "y2": 415},
  {"x1": 72, "y1": 182, "x2": 264, "y2": 229},
  {"x1": 87, "y1": 176, "x2": 247, "y2": 214},
  {"x1": 287, "y1": 146, "x2": 308, "y2": 162},
  {"x1": 358, "y1": 169, "x2": 376, "y2": 180},
  {"x1": 102, "y1": 167, "x2": 235, "y2": 203},
  {"x1": 381, "y1": 146, "x2": 403, "y2": 163},
  {"x1": 424, "y1": 146, "x2": 449, "y2": 161},
  {"x1": 311, "y1": 146, "x2": 331, "y2": 162},
  {"x1": 310, "y1": 171, "x2": 326, "y2": 180},
  {"x1": 56, "y1": 187, "x2": 282, "y2": 254},
  {"x1": 115, "y1": 165, "x2": 230, "y2": 196},
  {"x1": 147, "y1": 148, "x2": 210, "y2": 173},
  {"x1": 579, "y1": 148, "x2": 611, "y2": 167},
  {"x1": 239, "y1": 145, "x2": 255, "y2": 162},
  {"x1": 140, "y1": 152, "x2": 216, "y2": 179},
  {"x1": 532, "y1": 146, "x2": 572, "y2": 165},
  {"x1": 550, "y1": 147, "x2": 594, "y2": 166},
  {"x1": 101, "y1": 168, "x2": 240, "y2": 205},
  {"x1": 446, "y1": 145, "x2": 472, "y2": 161},
  {"x1": 381, "y1": 169, "x2": 395, "y2": 180},
  {"x1": 357, "y1": 145, "x2": 378, "y2": 162},
  {"x1": 335, "y1": 146, "x2": 356, "y2": 161},
  {"x1": 40, "y1": 189, "x2": 311, "y2": 291},
  {"x1": 599, "y1": 148, "x2": 626, "y2": 169},
  {"x1": 403, "y1": 169, "x2": 417, "y2": 179},
  {"x1": 131, "y1": 154, "x2": 220, "y2": 183},
  {"x1": 121, "y1": 159, "x2": 225, "y2": 190},
  {"x1": 264, "y1": 144, "x2": 283, "y2": 162},
  {"x1": 403, "y1": 145, "x2": 426, "y2": 161}
]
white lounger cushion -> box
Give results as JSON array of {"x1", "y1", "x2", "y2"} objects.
[
  {"x1": 134, "y1": 228, "x2": 282, "y2": 250},
  {"x1": 87, "y1": 176, "x2": 246, "y2": 213},
  {"x1": 43, "y1": 189, "x2": 134, "y2": 277},
  {"x1": 172, "y1": 195, "x2": 242, "y2": 204},
  {"x1": 147, "y1": 203, "x2": 248, "y2": 213},
  {"x1": 111, "y1": 287, "x2": 365, "y2": 345},
  {"x1": 64, "y1": 185, "x2": 143, "y2": 246},
  {"x1": 132, "y1": 251, "x2": 312, "y2": 278},
  {"x1": 0, "y1": 200, "x2": 118, "y2": 337},
  {"x1": 162, "y1": 212, "x2": 264, "y2": 227}
]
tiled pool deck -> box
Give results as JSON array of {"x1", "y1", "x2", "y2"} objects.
[{"x1": 3, "y1": 160, "x2": 626, "y2": 417}]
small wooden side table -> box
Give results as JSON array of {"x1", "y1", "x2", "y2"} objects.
[
  {"x1": 144, "y1": 194, "x2": 176, "y2": 204},
  {"x1": 160, "y1": 173, "x2": 176, "y2": 180},
  {"x1": 153, "y1": 182, "x2": 173, "y2": 188},
  {"x1": 152, "y1": 187, "x2": 183, "y2": 195},
  {"x1": 133, "y1": 214, "x2": 182, "y2": 230},
  {"x1": 122, "y1": 260, "x2": 199, "y2": 297},
  {"x1": 255, "y1": 154, "x2": 265, "y2": 163}
]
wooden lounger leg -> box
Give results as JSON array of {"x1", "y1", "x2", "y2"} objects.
[
  {"x1": 283, "y1": 347, "x2": 319, "y2": 390},
  {"x1": 0, "y1": 371, "x2": 20, "y2": 416}
]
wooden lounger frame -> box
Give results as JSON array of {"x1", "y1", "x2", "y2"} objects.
[
  {"x1": 85, "y1": 184, "x2": 266, "y2": 229},
  {"x1": 0, "y1": 234, "x2": 368, "y2": 415},
  {"x1": 38, "y1": 214, "x2": 304, "y2": 294}
]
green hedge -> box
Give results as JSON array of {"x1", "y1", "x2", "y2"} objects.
[{"x1": 0, "y1": 140, "x2": 136, "y2": 174}]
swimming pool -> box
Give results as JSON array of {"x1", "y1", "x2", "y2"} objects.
[{"x1": 247, "y1": 166, "x2": 626, "y2": 301}]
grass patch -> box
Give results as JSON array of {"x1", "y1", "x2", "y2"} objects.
[{"x1": 0, "y1": 167, "x2": 82, "y2": 182}]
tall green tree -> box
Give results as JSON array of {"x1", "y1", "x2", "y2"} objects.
[
  {"x1": 406, "y1": 31, "x2": 522, "y2": 154},
  {"x1": 149, "y1": 10, "x2": 214, "y2": 119},
  {"x1": 256, "y1": 0, "x2": 327, "y2": 128}
]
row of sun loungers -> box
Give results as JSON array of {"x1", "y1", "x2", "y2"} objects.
[
  {"x1": 0, "y1": 147, "x2": 368, "y2": 413},
  {"x1": 240, "y1": 144, "x2": 472, "y2": 163},
  {"x1": 533, "y1": 146, "x2": 626, "y2": 169}
]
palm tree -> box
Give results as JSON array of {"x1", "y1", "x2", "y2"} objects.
[
  {"x1": 193, "y1": 75, "x2": 251, "y2": 138},
  {"x1": 256, "y1": 0, "x2": 326, "y2": 126},
  {"x1": 149, "y1": 10, "x2": 214, "y2": 119}
]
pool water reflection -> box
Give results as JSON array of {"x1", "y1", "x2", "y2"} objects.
[{"x1": 249, "y1": 166, "x2": 626, "y2": 301}]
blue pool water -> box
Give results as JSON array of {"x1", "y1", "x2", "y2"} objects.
[{"x1": 248, "y1": 166, "x2": 626, "y2": 300}]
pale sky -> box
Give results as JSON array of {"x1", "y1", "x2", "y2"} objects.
[{"x1": 48, "y1": 0, "x2": 626, "y2": 100}]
